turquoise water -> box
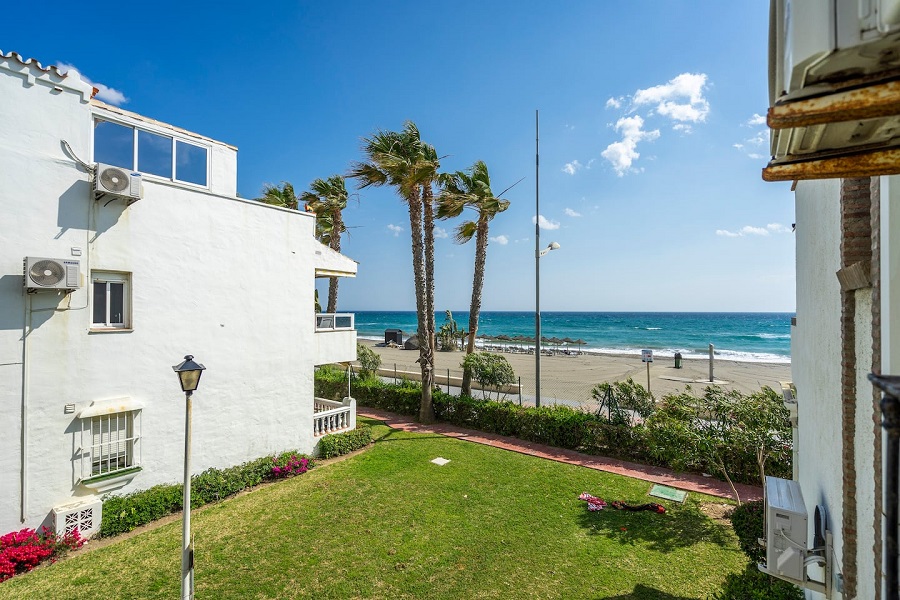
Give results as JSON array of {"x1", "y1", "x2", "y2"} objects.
[{"x1": 353, "y1": 311, "x2": 793, "y2": 364}]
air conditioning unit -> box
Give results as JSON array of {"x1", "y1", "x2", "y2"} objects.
[
  {"x1": 93, "y1": 162, "x2": 142, "y2": 203},
  {"x1": 764, "y1": 0, "x2": 900, "y2": 181},
  {"x1": 764, "y1": 476, "x2": 808, "y2": 582},
  {"x1": 23, "y1": 257, "x2": 81, "y2": 291},
  {"x1": 52, "y1": 498, "x2": 102, "y2": 539}
]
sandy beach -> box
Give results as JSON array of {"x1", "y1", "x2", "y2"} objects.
[{"x1": 361, "y1": 340, "x2": 792, "y2": 407}]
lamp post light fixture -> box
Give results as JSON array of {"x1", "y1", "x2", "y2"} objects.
[
  {"x1": 172, "y1": 354, "x2": 205, "y2": 600},
  {"x1": 535, "y1": 241, "x2": 560, "y2": 409}
]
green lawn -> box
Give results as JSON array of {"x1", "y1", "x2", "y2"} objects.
[{"x1": 0, "y1": 419, "x2": 745, "y2": 599}]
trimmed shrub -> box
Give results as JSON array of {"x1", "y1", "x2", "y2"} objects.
[
  {"x1": 731, "y1": 500, "x2": 765, "y2": 563},
  {"x1": 709, "y1": 563, "x2": 803, "y2": 600},
  {"x1": 356, "y1": 343, "x2": 382, "y2": 378},
  {"x1": 100, "y1": 451, "x2": 313, "y2": 538},
  {"x1": 318, "y1": 425, "x2": 373, "y2": 459}
]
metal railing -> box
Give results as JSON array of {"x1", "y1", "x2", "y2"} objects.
[{"x1": 315, "y1": 313, "x2": 354, "y2": 331}]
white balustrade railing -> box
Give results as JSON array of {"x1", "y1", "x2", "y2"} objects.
[
  {"x1": 315, "y1": 313, "x2": 354, "y2": 331},
  {"x1": 313, "y1": 396, "x2": 356, "y2": 437}
]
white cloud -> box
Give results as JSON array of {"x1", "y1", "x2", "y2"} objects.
[
  {"x1": 632, "y1": 73, "x2": 709, "y2": 123},
  {"x1": 601, "y1": 115, "x2": 660, "y2": 176},
  {"x1": 387, "y1": 224, "x2": 403, "y2": 237},
  {"x1": 586, "y1": 158, "x2": 596, "y2": 169},
  {"x1": 748, "y1": 153, "x2": 765, "y2": 160},
  {"x1": 717, "y1": 223, "x2": 793, "y2": 237},
  {"x1": 746, "y1": 113, "x2": 767, "y2": 126},
  {"x1": 733, "y1": 143, "x2": 744, "y2": 149},
  {"x1": 564, "y1": 208, "x2": 581, "y2": 217},
  {"x1": 434, "y1": 227, "x2": 449, "y2": 239},
  {"x1": 673, "y1": 123, "x2": 692, "y2": 133},
  {"x1": 605, "y1": 96, "x2": 623, "y2": 109},
  {"x1": 56, "y1": 62, "x2": 128, "y2": 106},
  {"x1": 562, "y1": 160, "x2": 583, "y2": 175},
  {"x1": 532, "y1": 215, "x2": 561, "y2": 230},
  {"x1": 490, "y1": 234, "x2": 509, "y2": 245}
]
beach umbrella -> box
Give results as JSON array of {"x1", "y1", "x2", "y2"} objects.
[
  {"x1": 562, "y1": 337, "x2": 575, "y2": 353},
  {"x1": 574, "y1": 338, "x2": 587, "y2": 354}
]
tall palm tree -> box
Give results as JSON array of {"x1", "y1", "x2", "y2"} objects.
[
  {"x1": 257, "y1": 182, "x2": 300, "y2": 210},
  {"x1": 417, "y1": 135, "x2": 441, "y2": 355},
  {"x1": 437, "y1": 160, "x2": 511, "y2": 397},
  {"x1": 302, "y1": 176, "x2": 349, "y2": 313},
  {"x1": 349, "y1": 122, "x2": 440, "y2": 423}
]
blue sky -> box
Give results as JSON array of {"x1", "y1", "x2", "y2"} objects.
[{"x1": 6, "y1": 1, "x2": 795, "y2": 312}]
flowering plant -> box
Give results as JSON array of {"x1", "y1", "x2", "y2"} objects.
[
  {"x1": 0, "y1": 526, "x2": 84, "y2": 582},
  {"x1": 270, "y1": 454, "x2": 310, "y2": 479}
]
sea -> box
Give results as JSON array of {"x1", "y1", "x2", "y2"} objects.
[{"x1": 353, "y1": 311, "x2": 793, "y2": 364}]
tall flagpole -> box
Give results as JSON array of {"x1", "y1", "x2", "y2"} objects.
[{"x1": 535, "y1": 109, "x2": 541, "y2": 409}]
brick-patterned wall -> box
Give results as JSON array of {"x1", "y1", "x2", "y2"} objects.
[
  {"x1": 841, "y1": 177, "x2": 873, "y2": 599},
  {"x1": 871, "y1": 176, "x2": 882, "y2": 600}
]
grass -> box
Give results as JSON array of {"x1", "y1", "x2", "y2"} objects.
[{"x1": 0, "y1": 418, "x2": 745, "y2": 599}]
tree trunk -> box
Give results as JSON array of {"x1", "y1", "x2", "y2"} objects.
[
  {"x1": 715, "y1": 456, "x2": 741, "y2": 506},
  {"x1": 422, "y1": 184, "x2": 437, "y2": 355},
  {"x1": 461, "y1": 217, "x2": 489, "y2": 397},
  {"x1": 326, "y1": 210, "x2": 343, "y2": 313},
  {"x1": 407, "y1": 189, "x2": 434, "y2": 423}
]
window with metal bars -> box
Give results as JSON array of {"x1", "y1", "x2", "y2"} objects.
[{"x1": 80, "y1": 411, "x2": 141, "y2": 480}]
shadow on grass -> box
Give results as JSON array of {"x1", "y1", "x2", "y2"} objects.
[
  {"x1": 599, "y1": 584, "x2": 697, "y2": 599},
  {"x1": 577, "y1": 500, "x2": 734, "y2": 553}
]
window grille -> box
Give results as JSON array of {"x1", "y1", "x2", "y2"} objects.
[{"x1": 80, "y1": 411, "x2": 141, "y2": 480}]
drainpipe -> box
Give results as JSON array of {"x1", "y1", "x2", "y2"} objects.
[
  {"x1": 870, "y1": 373, "x2": 900, "y2": 600},
  {"x1": 21, "y1": 293, "x2": 31, "y2": 522}
]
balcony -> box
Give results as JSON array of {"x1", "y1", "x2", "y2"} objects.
[{"x1": 314, "y1": 312, "x2": 357, "y2": 365}]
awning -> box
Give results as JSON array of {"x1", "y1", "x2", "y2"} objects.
[{"x1": 77, "y1": 397, "x2": 144, "y2": 418}]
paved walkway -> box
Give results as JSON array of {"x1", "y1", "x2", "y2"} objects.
[{"x1": 358, "y1": 408, "x2": 763, "y2": 502}]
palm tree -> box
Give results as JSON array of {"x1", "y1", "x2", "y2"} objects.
[
  {"x1": 437, "y1": 160, "x2": 511, "y2": 397},
  {"x1": 302, "y1": 176, "x2": 349, "y2": 313},
  {"x1": 417, "y1": 134, "x2": 441, "y2": 355},
  {"x1": 257, "y1": 182, "x2": 300, "y2": 210},
  {"x1": 349, "y1": 122, "x2": 441, "y2": 423}
]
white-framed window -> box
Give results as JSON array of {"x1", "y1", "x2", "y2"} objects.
[
  {"x1": 92, "y1": 271, "x2": 131, "y2": 329},
  {"x1": 78, "y1": 407, "x2": 142, "y2": 482},
  {"x1": 93, "y1": 117, "x2": 209, "y2": 187}
]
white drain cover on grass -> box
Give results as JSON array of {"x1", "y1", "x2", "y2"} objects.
[{"x1": 431, "y1": 457, "x2": 450, "y2": 466}]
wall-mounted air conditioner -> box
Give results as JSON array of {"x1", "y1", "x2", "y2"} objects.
[
  {"x1": 52, "y1": 498, "x2": 102, "y2": 539},
  {"x1": 23, "y1": 257, "x2": 81, "y2": 291},
  {"x1": 759, "y1": 476, "x2": 842, "y2": 597},
  {"x1": 764, "y1": 0, "x2": 900, "y2": 181},
  {"x1": 93, "y1": 162, "x2": 142, "y2": 203}
]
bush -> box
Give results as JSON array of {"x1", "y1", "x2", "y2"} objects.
[
  {"x1": 318, "y1": 425, "x2": 373, "y2": 459},
  {"x1": 592, "y1": 378, "x2": 655, "y2": 426},
  {"x1": 0, "y1": 527, "x2": 84, "y2": 582},
  {"x1": 461, "y1": 352, "x2": 516, "y2": 400},
  {"x1": 730, "y1": 500, "x2": 765, "y2": 563},
  {"x1": 709, "y1": 563, "x2": 803, "y2": 600},
  {"x1": 356, "y1": 343, "x2": 382, "y2": 379},
  {"x1": 100, "y1": 451, "x2": 313, "y2": 538}
]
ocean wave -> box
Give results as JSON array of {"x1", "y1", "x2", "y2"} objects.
[{"x1": 580, "y1": 346, "x2": 790, "y2": 364}]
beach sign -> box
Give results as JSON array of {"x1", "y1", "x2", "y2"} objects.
[{"x1": 641, "y1": 349, "x2": 653, "y2": 363}]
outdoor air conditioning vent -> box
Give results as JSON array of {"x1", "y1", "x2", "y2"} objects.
[
  {"x1": 23, "y1": 257, "x2": 81, "y2": 291},
  {"x1": 52, "y1": 498, "x2": 102, "y2": 539},
  {"x1": 93, "y1": 162, "x2": 142, "y2": 203}
]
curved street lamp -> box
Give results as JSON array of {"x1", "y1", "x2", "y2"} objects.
[
  {"x1": 172, "y1": 355, "x2": 206, "y2": 600},
  {"x1": 535, "y1": 241, "x2": 560, "y2": 409}
]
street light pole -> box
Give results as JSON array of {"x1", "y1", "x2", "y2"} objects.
[
  {"x1": 173, "y1": 355, "x2": 206, "y2": 600},
  {"x1": 182, "y1": 389, "x2": 193, "y2": 600},
  {"x1": 535, "y1": 110, "x2": 541, "y2": 409}
]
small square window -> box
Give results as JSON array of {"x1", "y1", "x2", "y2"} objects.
[
  {"x1": 92, "y1": 271, "x2": 131, "y2": 329},
  {"x1": 138, "y1": 130, "x2": 173, "y2": 178},
  {"x1": 94, "y1": 120, "x2": 134, "y2": 170},
  {"x1": 175, "y1": 140, "x2": 208, "y2": 186},
  {"x1": 80, "y1": 410, "x2": 141, "y2": 480}
]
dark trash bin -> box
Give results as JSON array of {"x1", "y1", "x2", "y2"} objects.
[
  {"x1": 674, "y1": 352, "x2": 683, "y2": 369},
  {"x1": 385, "y1": 329, "x2": 404, "y2": 345}
]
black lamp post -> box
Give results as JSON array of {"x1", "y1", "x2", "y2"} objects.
[{"x1": 172, "y1": 355, "x2": 205, "y2": 600}]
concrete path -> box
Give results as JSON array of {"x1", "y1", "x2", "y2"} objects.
[{"x1": 358, "y1": 407, "x2": 763, "y2": 502}]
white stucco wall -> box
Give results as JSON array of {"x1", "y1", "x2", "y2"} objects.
[
  {"x1": 0, "y1": 56, "x2": 356, "y2": 533},
  {"x1": 854, "y1": 287, "x2": 876, "y2": 600},
  {"x1": 792, "y1": 178, "x2": 843, "y2": 598}
]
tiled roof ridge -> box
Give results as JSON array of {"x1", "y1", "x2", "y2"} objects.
[
  {"x1": 0, "y1": 49, "x2": 67, "y2": 77},
  {"x1": 0, "y1": 49, "x2": 98, "y2": 98}
]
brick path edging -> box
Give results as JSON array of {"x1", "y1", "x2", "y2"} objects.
[{"x1": 358, "y1": 407, "x2": 763, "y2": 502}]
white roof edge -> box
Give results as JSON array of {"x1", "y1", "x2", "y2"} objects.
[
  {"x1": 313, "y1": 243, "x2": 358, "y2": 277},
  {"x1": 0, "y1": 50, "x2": 94, "y2": 102},
  {"x1": 77, "y1": 397, "x2": 144, "y2": 418}
]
